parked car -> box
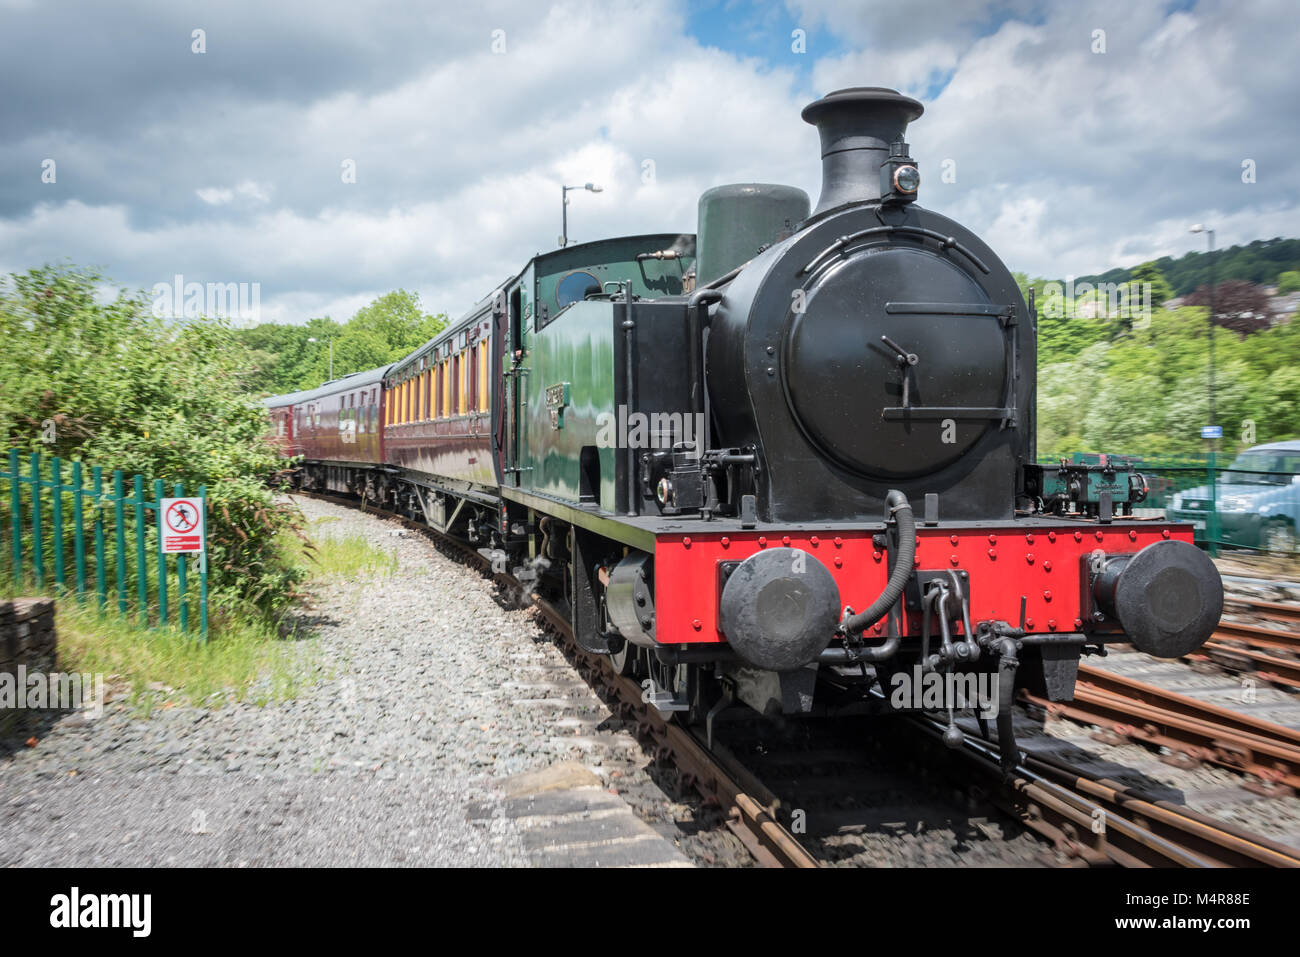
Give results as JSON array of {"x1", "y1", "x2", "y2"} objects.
[{"x1": 1168, "y1": 440, "x2": 1300, "y2": 553}]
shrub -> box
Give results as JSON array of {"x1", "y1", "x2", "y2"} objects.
[{"x1": 0, "y1": 264, "x2": 303, "y2": 622}]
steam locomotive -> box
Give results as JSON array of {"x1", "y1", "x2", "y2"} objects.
[{"x1": 266, "y1": 88, "x2": 1224, "y2": 757}]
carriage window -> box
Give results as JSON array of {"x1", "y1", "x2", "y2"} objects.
[
  {"x1": 556, "y1": 271, "x2": 601, "y2": 309},
  {"x1": 468, "y1": 343, "x2": 478, "y2": 414}
]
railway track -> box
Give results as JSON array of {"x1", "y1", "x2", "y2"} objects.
[
  {"x1": 1024, "y1": 664, "x2": 1300, "y2": 796},
  {"x1": 292, "y1": 489, "x2": 1300, "y2": 868},
  {"x1": 1198, "y1": 594, "x2": 1300, "y2": 689}
]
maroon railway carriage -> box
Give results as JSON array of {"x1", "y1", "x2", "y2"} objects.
[
  {"x1": 382, "y1": 301, "x2": 496, "y2": 488},
  {"x1": 264, "y1": 367, "x2": 387, "y2": 497}
]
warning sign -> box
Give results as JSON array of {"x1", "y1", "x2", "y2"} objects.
[{"x1": 160, "y1": 497, "x2": 205, "y2": 554}]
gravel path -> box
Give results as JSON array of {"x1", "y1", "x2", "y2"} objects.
[{"x1": 0, "y1": 494, "x2": 685, "y2": 866}]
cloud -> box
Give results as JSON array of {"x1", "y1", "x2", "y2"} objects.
[
  {"x1": 196, "y1": 187, "x2": 234, "y2": 206},
  {"x1": 0, "y1": 0, "x2": 1295, "y2": 324}
]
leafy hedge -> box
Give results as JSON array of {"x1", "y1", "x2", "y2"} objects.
[{"x1": 0, "y1": 264, "x2": 303, "y2": 622}]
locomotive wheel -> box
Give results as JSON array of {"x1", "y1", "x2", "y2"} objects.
[{"x1": 609, "y1": 636, "x2": 637, "y2": 676}]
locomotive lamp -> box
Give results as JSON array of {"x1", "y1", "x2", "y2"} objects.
[{"x1": 880, "y1": 139, "x2": 919, "y2": 204}]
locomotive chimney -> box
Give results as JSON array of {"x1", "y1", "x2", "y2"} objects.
[{"x1": 801, "y1": 87, "x2": 924, "y2": 216}]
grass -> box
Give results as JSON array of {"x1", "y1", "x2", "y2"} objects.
[
  {"x1": 0, "y1": 515, "x2": 398, "y2": 712},
  {"x1": 53, "y1": 600, "x2": 305, "y2": 713},
  {"x1": 277, "y1": 517, "x2": 399, "y2": 581}
]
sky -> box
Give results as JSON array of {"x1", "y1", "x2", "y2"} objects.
[{"x1": 1, "y1": 0, "x2": 1296, "y2": 325}]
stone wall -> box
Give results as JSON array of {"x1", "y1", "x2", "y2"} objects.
[{"x1": 0, "y1": 598, "x2": 57, "y2": 737}]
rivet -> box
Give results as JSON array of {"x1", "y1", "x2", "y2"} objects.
[
  {"x1": 683, "y1": 537, "x2": 691, "y2": 548},
  {"x1": 834, "y1": 556, "x2": 843, "y2": 568},
  {"x1": 692, "y1": 619, "x2": 702, "y2": 630},
  {"x1": 950, "y1": 535, "x2": 959, "y2": 546},
  {"x1": 721, "y1": 536, "x2": 730, "y2": 547},
  {"x1": 1095, "y1": 530, "x2": 1104, "y2": 541},
  {"x1": 766, "y1": 345, "x2": 775, "y2": 355},
  {"x1": 766, "y1": 366, "x2": 775, "y2": 376},
  {"x1": 782, "y1": 535, "x2": 790, "y2": 545},
  {"x1": 1128, "y1": 530, "x2": 1138, "y2": 541},
  {"x1": 872, "y1": 550, "x2": 882, "y2": 561},
  {"x1": 834, "y1": 536, "x2": 843, "y2": 547},
  {"x1": 1074, "y1": 531, "x2": 1083, "y2": 542},
  {"x1": 1043, "y1": 590, "x2": 1052, "y2": 601},
  {"x1": 1074, "y1": 618, "x2": 1083, "y2": 629},
  {"x1": 1026, "y1": 533, "x2": 1035, "y2": 544},
  {"x1": 988, "y1": 534, "x2": 997, "y2": 544},
  {"x1": 1048, "y1": 619, "x2": 1057, "y2": 631},
  {"x1": 872, "y1": 622, "x2": 883, "y2": 633},
  {"x1": 950, "y1": 554, "x2": 959, "y2": 566},
  {"x1": 1161, "y1": 529, "x2": 1170, "y2": 539},
  {"x1": 1026, "y1": 618, "x2": 1035, "y2": 630},
  {"x1": 1043, "y1": 560, "x2": 1052, "y2": 572},
  {"x1": 1026, "y1": 553, "x2": 1035, "y2": 564},
  {"x1": 810, "y1": 536, "x2": 819, "y2": 546},
  {"x1": 988, "y1": 549, "x2": 996, "y2": 559},
  {"x1": 758, "y1": 536, "x2": 767, "y2": 547},
  {"x1": 1048, "y1": 531, "x2": 1057, "y2": 543}
]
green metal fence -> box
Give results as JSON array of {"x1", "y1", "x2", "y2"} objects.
[
  {"x1": 0, "y1": 448, "x2": 208, "y2": 639},
  {"x1": 1041, "y1": 451, "x2": 1300, "y2": 557}
]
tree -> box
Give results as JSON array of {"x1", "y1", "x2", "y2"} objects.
[
  {"x1": 240, "y1": 317, "x2": 342, "y2": 394},
  {"x1": 1278, "y1": 270, "x2": 1300, "y2": 294},
  {"x1": 344, "y1": 290, "x2": 447, "y2": 362},
  {"x1": 1130, "y1": 261, "x2": 1174, "y2": 308},
  {"x1": 1184, "y1": 280, "x2": 1271, "y2": 335},
  {"x1": 238, "y1": 290, "x2": 448, "y2": 393}
]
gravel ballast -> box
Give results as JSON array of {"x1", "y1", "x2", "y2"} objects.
[{"x1": 0, "y1": 494, "x2": 705, "y2": 866}]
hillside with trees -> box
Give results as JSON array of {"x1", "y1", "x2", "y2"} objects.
[
  {"x1": 1069, "y1": 237, "x2": 1300, "y2": 296},
  {"x1": 1016, "y1": 262, "x2": 1300, "y2": 459}
]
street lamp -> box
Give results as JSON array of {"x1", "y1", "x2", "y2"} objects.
[
  {"x1": 307, "y1": 336, "x2": 333, "y2": 381},
  {"x1": 1190, "y1": 223, "x2": 1218, "y2": 555},
  {"x1": 1189, "y1": 224, "x2": 1216, "y2": 428},
  {"x1": 560, "y1": 182, "x2": 602, "y2": 248}
]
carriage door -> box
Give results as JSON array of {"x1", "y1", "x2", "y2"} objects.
[{"x1": 505, "y1": 286, "x2": 524, "y2": 486}]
